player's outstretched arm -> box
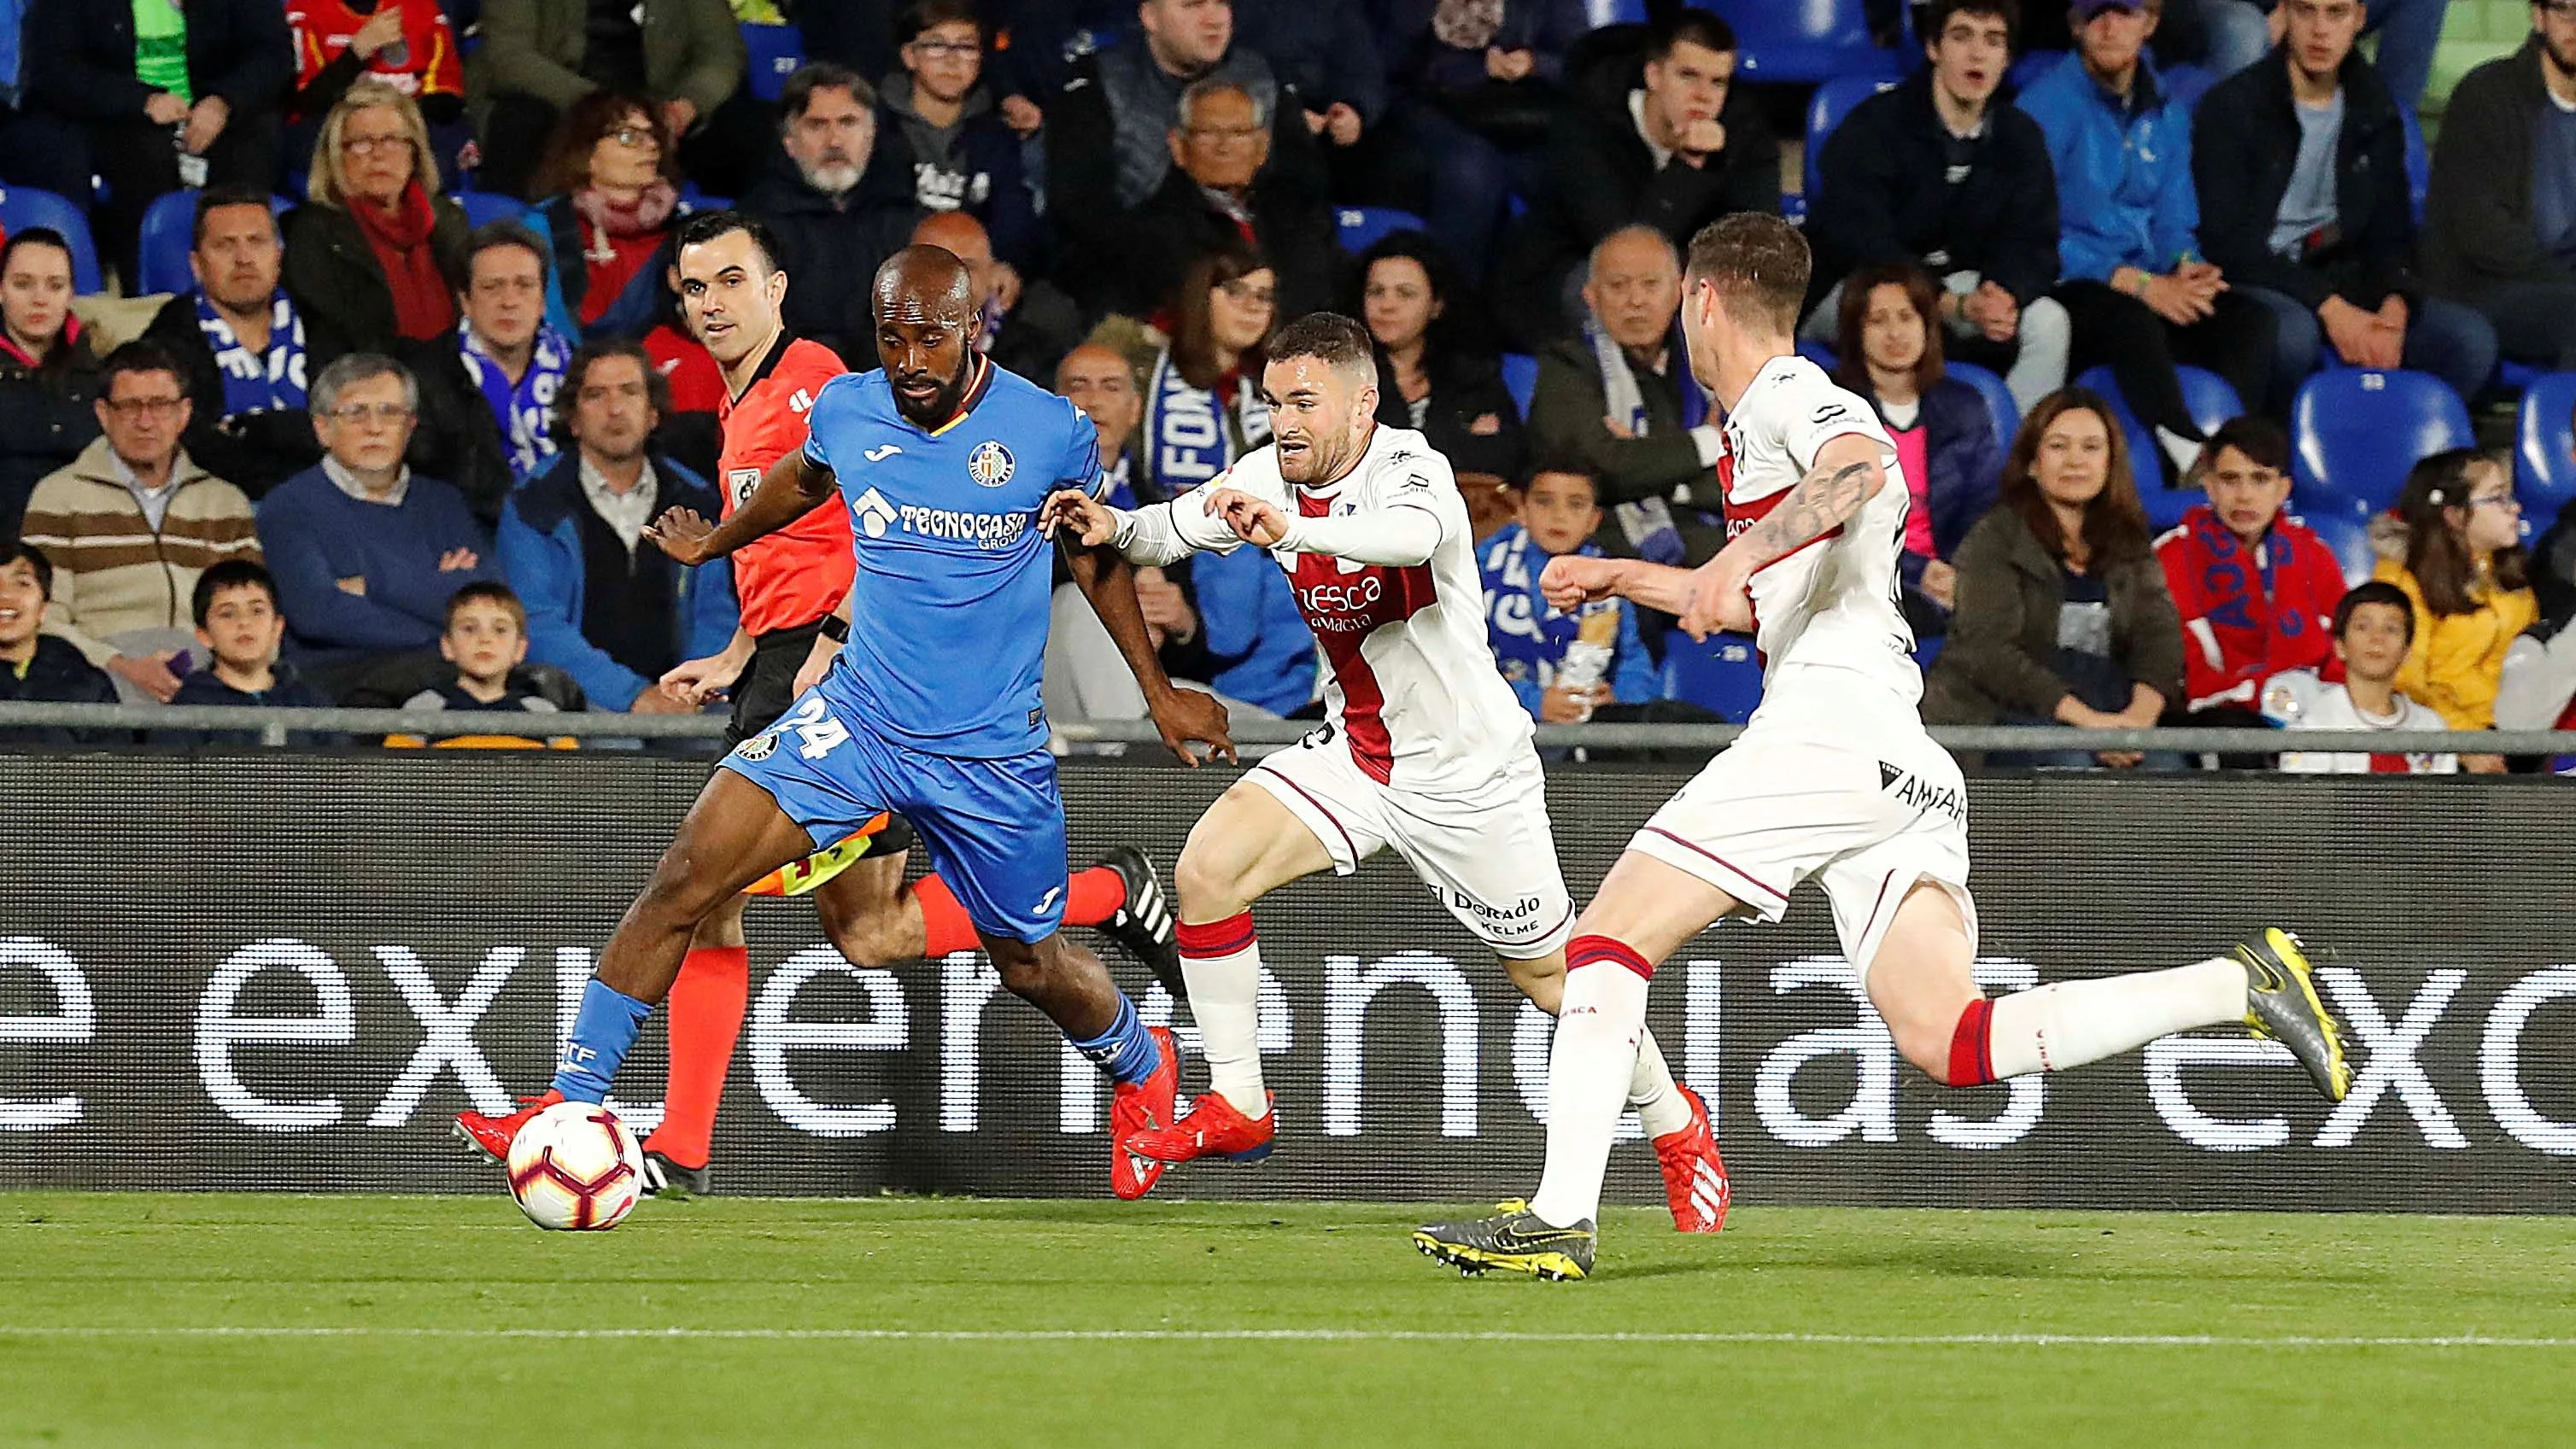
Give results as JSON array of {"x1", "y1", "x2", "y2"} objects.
[
  {"x1": 1060, "y1": 540, "x2": 1238, "y2": 767},
  {"x1": 1680, "y1": 435, "x2": 1888, "y2": 639},
  {"x1": 1540, "y1": 553, "x2": 1701, "y2": 616},
  {"x1": 1238, "y1": 493, "x2": 1444, "y2": 567},
  {"x1": 647, "y1": 452, "x2": 839, "y2": 565}
]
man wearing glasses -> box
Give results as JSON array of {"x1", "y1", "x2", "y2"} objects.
[
  {"x1": 1127, "y1": 79, "x2": 1339, "y2": 320},
  {"x1": 2425, "y1": 0, "x2": 2576, "y2": 373},
  {"x1": 254, "y1": 351, "x2": 499, "y2": 692},
  {"x1": 20, "y1": 342, "x2": 265, "y2": 704}
]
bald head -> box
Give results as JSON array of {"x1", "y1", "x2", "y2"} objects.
[
  {"x1": 875, "y1": 245, "x2": 979, "y2": 424},
  {"x1": 910, "y1": 212, "x2": 1000, "y2": 311},
  {"x1": 874, "y1": 245, "x2": 975, "y2": 326},
  {"x1": 1584, "y1": 225, "x2": 1683, "y2": 353}
]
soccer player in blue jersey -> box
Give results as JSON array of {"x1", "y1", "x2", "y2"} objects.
[{"x1": 458, "y1": 246, "x2": 1237, "y2": 1201}]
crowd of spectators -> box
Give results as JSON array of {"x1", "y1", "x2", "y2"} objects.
[{"x1": 0, "y1": 0, "x2": 2565, "y2": 769}]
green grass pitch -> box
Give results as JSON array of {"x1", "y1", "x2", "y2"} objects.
[{"x1": 2, "y1": 1194, "x2": 2572, "y2": 1447}]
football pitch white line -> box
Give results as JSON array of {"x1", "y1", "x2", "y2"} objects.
[{"x1": 1, "y1": 1327, "x2": 2571, "y2": 1349}]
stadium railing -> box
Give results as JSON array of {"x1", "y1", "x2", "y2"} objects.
[{"x1": 0, "y1": 701, "x2": 2567, "y2": 759}]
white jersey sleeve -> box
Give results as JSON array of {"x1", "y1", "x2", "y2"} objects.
[
  {"x1": 1111, "y1": 457, "x2": 1289, "y2": 563},
  {"x1": 1720, "y1": 356, "x2": 1923, "y2": 719}
]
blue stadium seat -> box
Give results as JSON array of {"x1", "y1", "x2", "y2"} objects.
[
  {"x1": 1947, "y1": 359, "x2": 2018, "y2": 459},
  {"x1": 2290, "y1": 368, "x2": 2473, "y2": 517},
  {"x1": 2007, "y1": 50, "x2": 2065, "y2": 92},
  {"x1": 1660, "y1": 628, "x2": 1764, "y2": 722},
  {"x1": 1700, "y1": 0, "x2": 1900, "y2": 81},
  {"x1": 2398, "y1": 104, "x2": 2428, "y2": 226},
  {"x1": 137, "y1": 190, "x2": 292, "y2": 298},
  {"x1": 2160, "y1": 62, "x2": 2216, "y2": 114},
  {"x1": 1804, "y1": 74, "x2": 1900, "y2": 208},
  {"x1": 2515, "y1": 371, "x2": 2576, "y2": 522},
  {"x1": 1795, "y1": 339, "x2": 1837, "y2": 371},
  {"x1": 0, "y1": 186, "x2": 103, "y2": 294},
  {"x1": 1335, "y1": 207, "x2": 1427, "y2": 254},
  {"x1": 453, "y1": 190, "x2": 527, "y2": 229},
  {"x1": 744, "y1": 23, "x2": 806, "y2": 103},
  {"x1": 1586, "y1": 0, "x2": 1648, "y2": 25},
  {"x1": 1500, "y1": 352, "x2": 1538, "y2": 419},
  {"x1": 2292, "y1": 506, "x2": 2376, "y2": 585},
  {"x1": 2073, "y1": 364, "x2": 2243, "y2": 532}
]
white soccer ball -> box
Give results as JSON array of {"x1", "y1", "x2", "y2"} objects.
[{"x1": 506, "y1": 1101, "x2": 647, "y2": 1230}]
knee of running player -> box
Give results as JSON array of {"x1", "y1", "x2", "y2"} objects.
[
  {"x1": 1870, "y1": 964, "x2": 1988, "y2": 1085},
  {"x1": 1172, "y1": 827, "x2": 1261, "y2": 924},
  {"x1": 986, "y1": 932, "x2": 1058, "y2": 1000}
]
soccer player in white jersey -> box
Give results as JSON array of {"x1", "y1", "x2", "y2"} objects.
[
  {"x1": 1041, "y1": 313, "x2": 1732, "y2": 1230},
  {"x1": 1414, "y1": 214, "x2": 2355, "y2": 1281}
]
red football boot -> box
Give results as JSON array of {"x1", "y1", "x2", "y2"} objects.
[
  {"x1": 1125, "y1": 1090, "x2": 1275, "y2": 1166},
  {"x1": 454, "y1": 1090, "x2": 564, "y2": 1166},
  {"x1": 1109, "y1": 1027, "x2": 1180, "y2": 1201},
  {"x1": 1652, "y1": 1084, "x2": 1731, "y2": 1234}
]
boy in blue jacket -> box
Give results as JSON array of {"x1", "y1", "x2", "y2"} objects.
[{"x1": 1479, "y1": 464, "x2": 1656, "y2": 722}]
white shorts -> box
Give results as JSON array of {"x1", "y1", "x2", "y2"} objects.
[
  {"x1": 1248, "y1": 732, "x2": 1575, "y2": 960},
  {"x1": 1629, "y1": 708, "x2": 1977, "y2": 979}
]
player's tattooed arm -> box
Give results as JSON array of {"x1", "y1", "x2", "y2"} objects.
[
  {"x1": 1677, "y1": 434, "x2": 1888, "y2": 640},
  {"x1": 647, "y1": 452, "x2": 838, "y2": 564},
  {"x1": 1062, "y1": 542, "x2": 1238, "y2": 767}
]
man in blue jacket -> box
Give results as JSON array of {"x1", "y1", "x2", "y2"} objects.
[
  {"x1": 2019, "y1": 0, "x2": 2278, "y2": 486},
  {"x1": 495, "y1": 339, "x2": 737, "y2": 714},
  {"x1": 255, "y1": 353, "x2": 501, "y2": 693}
]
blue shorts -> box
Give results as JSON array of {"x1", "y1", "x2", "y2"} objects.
[{"x1": 719, "y1": 691, "x2": 1068, "y2": 943}]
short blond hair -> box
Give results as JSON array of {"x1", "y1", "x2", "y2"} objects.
[{"x1": 308, "y1": 81, "x2": 442, "y2": 209}]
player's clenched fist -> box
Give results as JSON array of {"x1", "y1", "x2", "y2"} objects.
[
  {"x1": 1679, "y1": 554, "x2": 1755, "y2": 640},
  {"x1": 644, "y1": 506, "x2": 718, "y2": 565},
  {"x1": 1209, "y1": 488, "x2": 1288, "y2": 546},
  {"x1": 1038, "y1": 489, "x2": 1116, "y2": 545},
  {"x1": 1539, "y1": 553, "x2": 1624, "y2": 611}
]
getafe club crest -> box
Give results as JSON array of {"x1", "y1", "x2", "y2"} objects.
[{"x1": 968, "y1": 440, "x2": 1016, "y2": 488}]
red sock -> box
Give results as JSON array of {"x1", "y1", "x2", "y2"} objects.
[
  {"x1": 1947, "y1": 997, "x2": 1997, "y2": 1087},
  {"x1": 1566, "y1": 933, "x2": 1655, "y2": 980},
  {"x1": 1063, "y1": 866, "x2": 1128, "y2": 926},
  {"x1": 644, "y1": 945, "x2": 748, "y2": 1170},
  {"x1": 913, "y1": 874, "x2": 980, "y2": 956}
]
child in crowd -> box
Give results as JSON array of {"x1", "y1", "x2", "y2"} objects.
[
  {"x1": 1479, "y1": 464, "x2": 1657, "y2": 723},
  {"x1": 2275, "y1": 581, "x2": 2458, "y2": 775},
  {"x1": 0, "y1": 540, "x2": 116, "y2": 743},
  {"x1": 165, "y1": 560, "x2": 335, "y2": 745},
  {"x1": 393, "y1": 582, "x2": 571, "y2": 748},
  {"x1": 2371, "y1": 449, "x2": 2532, "y2": 771}
]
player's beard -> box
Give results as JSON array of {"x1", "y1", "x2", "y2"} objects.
[{"x1": 892, "y1": 353, "x2": 975, "y2": 428}]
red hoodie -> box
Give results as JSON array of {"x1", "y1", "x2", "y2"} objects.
[{"x1": 2155, "y1": 505, "x2": 2348, "y2": 711}]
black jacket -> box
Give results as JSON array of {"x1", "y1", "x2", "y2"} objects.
[
  {"x1": 140, "y1": 290, "x2": 335, "y2": 500},
  {"x1": 2193, "y1": 48, "x2": 2419, "y2": 314},
  {"x1": 0, "y1": 634, "x2": 119, "y2": 744},
  {"x1": 1522, "y1": 333, "x2": 1723, "y2": 564},
  {"x1": 2423, "y1": 36, "x2": 2573, "y2": 303},
  {"x1": 1127, "y1": 166, "x2": 1343, "y2": 322},
  {"x1": 280, "y1": 197, "x2": 472, "y2": 366},
  {"x1": 1499, "y1": 84, "x2": 1777, "y2": 347},
  {"x1": 1372, "y1": 348, "x2": 1525, "y2": 483},
  {"x1": 23, "y1": 0, "x2": 292, "y2": 124},
  {"x1": 1810, "y1": 73, "x2": 2060, "y2": 311},
  {"x1": 1923, "y1": 507, "x2": 2184, "y2": 726},
  {"x1": 0, "y1": 333, "x2": 103, "y2": 539},
  {"x1": 738, "y1": 158, "x2": 920, "y2": 365}
]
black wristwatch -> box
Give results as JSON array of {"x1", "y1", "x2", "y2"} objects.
[{"x1": 818, "y1": 614, "x2": 850, "y2": 643}]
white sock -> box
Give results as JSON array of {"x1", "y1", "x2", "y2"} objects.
[
  {"x1": 2155, "y1": 424, "x2": 2204, "y2": 480},
  {"x1": 1630, "y1": 1028, "x2": 1692, "y2": 1139},
  {"x1": 1530, "y1": 962, "x2": 1649, "y2": 1228},
  {"x1": 1986, "y1": 958, "x2": 2246, "y2": 1078},
  {"x1": 1177, "y1": 915, "x2": 1268, "y2": 1116}
]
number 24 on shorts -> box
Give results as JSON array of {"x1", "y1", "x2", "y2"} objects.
[{"x1": 776, "y1": 696, "x2": 851, "y2": 758}]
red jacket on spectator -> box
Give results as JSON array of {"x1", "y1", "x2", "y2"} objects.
[{"x1": 2156, "y1": 505, "x2": 2348, "y2": 712}]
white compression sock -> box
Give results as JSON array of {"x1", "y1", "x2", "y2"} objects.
[
  {"x1": 1530, "y1": 961, "x2": 1650, "y2": 1228},
  {"x1": 1630, "y1": 1028, "x2": 1692, "y2": 1139},
  {"x1": 1985, "y1": 958, "x2": 2247, "y2": 1078},
  {"x1": 1176, "y1": 914, "x2": 1268, "y2": 1117}
]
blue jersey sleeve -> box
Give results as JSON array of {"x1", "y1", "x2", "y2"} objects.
[
  {"x1": 1057, "y1": 396, "x2": 1107, "y2": 499},
  {"x1": 802, "y1": 374, "x2": 866, "y2": 473}
]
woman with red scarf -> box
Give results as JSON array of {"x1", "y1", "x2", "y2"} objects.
[
  {"x1": 528, "y1": 93, "x2": 692, "y2": 340},
  {"x1": 282, "y1": 81, "x2": 468, "y2": 365}
]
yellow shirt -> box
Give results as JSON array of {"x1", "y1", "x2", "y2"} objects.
[{"x1": 2371, "y1": 559, "x2": 2539, "y2": 729}]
